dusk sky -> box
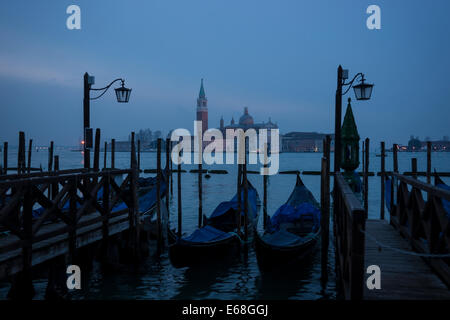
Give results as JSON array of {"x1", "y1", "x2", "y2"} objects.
[{"x1": 0, "y1": 0, "x2": 449, "y2": 147}]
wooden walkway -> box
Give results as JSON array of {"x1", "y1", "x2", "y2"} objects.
[{"x1": 363, "y1": 219, "x2": 450, "y2": 300}]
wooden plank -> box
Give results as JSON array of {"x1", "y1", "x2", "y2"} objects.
[{"x1": 363, "y1": 220, "x2": 450, "y2": 300}]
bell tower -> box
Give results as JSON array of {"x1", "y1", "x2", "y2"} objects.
[{"x1": 196, "y1": 79, "x2": 208, "y2": 133}]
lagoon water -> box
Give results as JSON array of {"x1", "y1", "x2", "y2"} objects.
[{"x1": 1, "y1": 148, "x2": 449, "y2": 300}]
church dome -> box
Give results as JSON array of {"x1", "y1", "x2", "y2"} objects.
[{"x1": 239, "y1": 107, "x2": 254, "y2": 126}]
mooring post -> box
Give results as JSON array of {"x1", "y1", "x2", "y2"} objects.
[
  {"x1": 412, "y1": 158, "x2": 418, "y2": 179},
  {"x1": 177, "y1": 158, "x2": 182, "y2": 238},
  {"x1": 165, "y1": 138, "x2": 170, "y2": 211},
  {"x1": 325, "y1": 135, "x2": 331, "y2": 218},
  {"x1": 93, "y1": 129, "x2": 101, "y2": 172},
  {"x1": 263, "y1": 143, "x2": 268, "y2": 229},
  {"x1": 48, "y1": 141, "x2": 54, "y2": 172},
  {"x1": 364, "y1": 138, "x2": 370, "y2": 218},
  {"x1": 243, "y1": 143, "x2": 248, "y2": 242},
  {"x1": 111, "y1": 139, "x2": 115, "y2": 169},
  {"x1": 3, "y1": 142, "x2": 7, "y2": 175},
  {"x1": 137, "y1": 140, "x2": 141, "y2": 172},
  {"x1": 170, "y1": 141, "x2": 173, "y2": 196},
  {"x1": 69, "y1": 177, "x2": 78, "y2": 264},
  {"x1": 380, "y1": 141, "x2": 385, "y2": 220},
  {"x1": 20, "y1": 186, "x2": 34, "y2": 299},
  {"x1": 103, "y1": 141, "x2": 107, "y2": 170},
  {"x1": 51, "y1": 156, "x2": 59, "y2": 200},
  {"x1": 427, "y1": 141, "x2": 432, "y2": 184},
  {"x1": 321, "y1": 157, "x2": 329, "y2": 283},
  {"x1": 18, "y1": 131, "x2": 26, "y2": 174},
  {"x1": 100, "y1": 173, "x2": 110, "y2": 261},
  {"x1": 362, "y1": 141, "x2": 365, "y2": 176},
  {"x1": 237, "y1": 164, "x2": 242, "y2": 237},
  {"x1": 130, "y1": 132, "x2": 140, "y2": 257},
  {"x1": 198, "y1": 161, "x2": 203, "y2": 228},
  {"x1": 54, "y1": 156, "x2": 59, "y2": 171},
  {"x1": 27, "y1": 139, "x2": 33, "y2": 174},
  {"x1": 156, "y1": 138, "x2": 162, "y2": 246},
  {"x1": 393, "y1": 144, "x2": 398, "y2": 173}
]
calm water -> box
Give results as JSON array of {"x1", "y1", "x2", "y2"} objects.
[{"x1": 1, "y1": 148, "x2": 449, "y2": 300}]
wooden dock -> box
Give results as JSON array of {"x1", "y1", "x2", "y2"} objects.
[{"x1": 364, "y1": 219, "x2": 450, "y2": 300}]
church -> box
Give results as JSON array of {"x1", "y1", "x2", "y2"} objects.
[{"x1": 195, "y1": 79, "x2": 279, "y2": 151}]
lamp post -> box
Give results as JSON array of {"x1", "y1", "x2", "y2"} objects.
[
  {"x1": 334, "y1": 66, "x2": 373, "y2": 172},
  {"x1": 83, "y1": 72, "x2": 132, "y2": 169}
]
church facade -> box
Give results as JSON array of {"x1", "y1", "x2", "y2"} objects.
[{"x1": 194, "y1": 79, "x2": 279, "y2": 152}]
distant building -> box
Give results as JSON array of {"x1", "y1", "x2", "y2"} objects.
[
  {"x1": 281, "y1": 132, "x2": 334, "y2": 152},
  {"x1": 403, "y1": 136, "x2": 450, "y2": 152}
]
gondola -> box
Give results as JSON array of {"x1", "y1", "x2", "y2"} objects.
[
  {"x1": 255, "y1": 174, "x2": 320, "y2": 270},
  {"x1": 169, "y1": 181, "x2": 260, "y2": 267}
]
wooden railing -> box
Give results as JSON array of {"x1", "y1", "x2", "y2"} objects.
[
  {"x1": 388, "y1": 172, "x2": 450, "y2": 286},
  {"x1": 333, "y1": 172, "x2": 366, "y2": 300},
  {"x1": 0, "y1": 168, "x2": 139, "y2": 279}
]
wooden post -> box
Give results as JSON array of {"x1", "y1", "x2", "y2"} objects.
[
  {"x1": 52, "y1": 156, "x2": 59, "y2": 200},
  {"x1": 321, "y1": 157, "x2": 329, "y2": 283},
  {"x1": 22, "y1": 186, "x2": 34, "y2": 298},
  {"x1": 27, "y1": 139, "x2": 33, "y2": 174},
  {"x1": 156, "y1": 138, "x2": 162, "y2": 245},
  {"x1": 364, "y1": 138, "x2": 370, "y2": 218},
  {"x1": 237, "y1": 164, "x2": 242, "y2": 236},
  {"x1": 427, "y1": 141, "x2": 432, "y2": 184},
  {"x1": 54, "y1": 156, "x2": 59, "y2": 171},
  {"x1": 18, "y1": 132, "x2": 25, "y2": 174},
  {"x1": 380, "y1": 142, "x2": 385, "y2": 220},
  {"x1": 130, "y1": 132, "x2": 139, "y2": 256},
  {"x1": 362, "y1": 141, "x2": 365, "y2": 176},
  {"x1": 198, "y1": 162, "x2": 203, "y2": 228},
  {"x1": 103, "y1": 141, "x2": 107, "y2": 169},
  {"x1": 48, "y1": 141, "x2": 54, "y2": 172},
  {"x1": 263, "y1": 143, "x2": 268, "y2": 229},
  {"x1": 3, "y1": 142, "x2": 7, "y2": 175},
  {"x1": 177, "y1": 159, "x2": 182, "y2": 238},
  {"x1": 68, "y1": 178, "x2": 78, "y2": 263},
  {"x1": 165, "y1": 138, "x2": 170, "y2": 212},
  {"x1": 170, "y1": 141, "x2": 174, "y2": 196},
  {"x1": 243, "y1": 143, "x2": 248, "y2": 241},
  {"x1": 93, "y1": 129, "x2": 101, "y2": 172},
  {"x1": 412, "y1": 158, "x2": 418, "y2": 180},
  {"x1": 137, "y1": 139, "x2": 141, "y2": 172},
  {"x1": 111, "y1": 139, "x2": 115, "y2": 169},
  {"x1": 393, "y1": 144, "x2": 398, "y2": 173}
]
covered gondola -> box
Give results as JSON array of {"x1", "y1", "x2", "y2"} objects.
[
  {"x1": 169, "y1": 181, "x2": 260, "y2": 267},
  {"x1": 255, "y1": 175, "x2": 321, "y2": 270}
]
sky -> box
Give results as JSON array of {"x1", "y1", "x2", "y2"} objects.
[{"x1": 0, "y1": 0, "x2": 449, "y2": 148}]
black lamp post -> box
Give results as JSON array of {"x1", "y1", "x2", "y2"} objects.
[
  {"x1": 334, "y1": 66, "x2": 373, "y2": 172},
  {"x1": 83, "y1": 72, "x2": 132, "y2": 169}
]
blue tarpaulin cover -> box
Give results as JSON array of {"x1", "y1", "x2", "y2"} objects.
[
  {"x1": 267, "y1": 202, "x2": 320, "y2": 233},
  {"x1": 261, "y1": 229, "x2": 306, "y2": 247},
  {"x1": 210, "y1": 186, "x2": 258, "y2": 219},
  {"x1": 181, "y1": 225, "x2": 234, "y2": 244}
]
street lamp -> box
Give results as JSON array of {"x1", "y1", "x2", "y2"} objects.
[
  {"x1": 334, "y1": 66, "x2": 373, "y2": 172},
  {"x1": 83, "y1": 72, "x2": 132, "y2": 169}
]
